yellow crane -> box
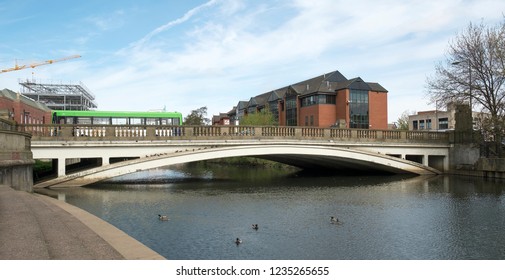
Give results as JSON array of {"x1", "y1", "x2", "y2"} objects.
[{"x1": 0, "y1": 54, "x2": 81, "y2": 74}]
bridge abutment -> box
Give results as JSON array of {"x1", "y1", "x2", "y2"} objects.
[{"x1": 0, "y1": 121, "x2": 34, "y2": 192}]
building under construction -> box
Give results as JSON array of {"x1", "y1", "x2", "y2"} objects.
[{"x1": 18, "y1": 79, "x2": 97, "y2": 111}]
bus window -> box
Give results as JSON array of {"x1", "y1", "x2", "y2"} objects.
[
  {"x1": 112, "y1": 118, "x2": 127, "y2": 125},
  {"x1": 77, "y1": 117, "x2": 92, "y2": 124},
  {"x1": 130, "y1": 118, "x2": 143, "y2": 125},
  {"x1": 94, "y1": 118, "x2": 110, "y2": 125},
  {"x1": 146, "y1": 118, "x2": 159, "y2": 125},
  {"x1": 161, "y1": 118, "x2": 174, "y2": 125}
]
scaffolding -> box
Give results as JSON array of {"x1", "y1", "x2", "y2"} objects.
[{"x1": 18, "y1": 79, "x2": 98, "y2": 111}]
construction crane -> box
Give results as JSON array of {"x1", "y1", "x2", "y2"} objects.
[{"x1": 0, "y1": 55, "x2": 81, "y2": 74}]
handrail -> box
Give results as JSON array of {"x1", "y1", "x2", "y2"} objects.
[{"x1": 15, "y1": 124, "x2": 452, "y2": 143}]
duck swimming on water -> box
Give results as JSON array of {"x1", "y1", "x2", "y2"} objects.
[
  {"x1": 235, "y1": 238, "x2": 242, "y2": 245},
  {"x1": 330, "y1": 216, "x2": 338, "y2": 224},
  {"x1": 252, "y1": 224, "x2": 259, "y2": 230},
  {"x1": 158, "y1": 214, "x2": 169, "y2": 221}
]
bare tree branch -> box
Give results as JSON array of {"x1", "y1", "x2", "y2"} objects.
[{"x1": 426, "y1": 18, "x2": 505, "y2": 144}]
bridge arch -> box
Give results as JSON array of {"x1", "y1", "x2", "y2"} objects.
[{"x1": 35, "y1": 145, "x2": 440, "y2": 188}]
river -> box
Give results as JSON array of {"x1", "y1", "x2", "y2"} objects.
[{"x1": 55, "y1": 163, "x2": 505, "y2": 260}]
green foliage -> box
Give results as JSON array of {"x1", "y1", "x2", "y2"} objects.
[
  {"x1": 184, "y1": 106, "x2": 210, "y2": 125},
  {"x1": 240, "y1": 109, "x2": 277, "y2": 126},
  {"x1": 396, "y1": 110, "x2": 414, "y2": 130},
  {"x1": 33, "y1": 160, "x2": 52, "y2": 173}
]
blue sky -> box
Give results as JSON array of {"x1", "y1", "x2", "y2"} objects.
[{"x1": 1, "y1": 0, "x2": 505, "y2": 123}]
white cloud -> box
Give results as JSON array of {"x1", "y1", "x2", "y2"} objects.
[{"x1": 8, "y1": 0, "x2": 503, "y2": 123}]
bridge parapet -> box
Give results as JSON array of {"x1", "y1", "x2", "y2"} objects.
[{"x1": 17, "y1": 124, "x2": 451, "y2": 144}]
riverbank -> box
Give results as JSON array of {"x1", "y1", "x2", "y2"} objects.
[{"x1": 0, "y1": 184, "x2": 165, "y2": 260}]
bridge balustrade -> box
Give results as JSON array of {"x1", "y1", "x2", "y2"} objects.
[
  {"x1": 16, "y1": 124, "x2": 450, "y2": 143},
  {"x1": 302, "y1": 128, "x2": 325, "y2": 138},
  {"x1": 261, "y1": 126, "x2": 294, "y2": 137},
  {"x1": 330, "y1": 129, "x2": 352, "y2": 138},
  {"x1": 382, "y1": 130, "x2": 402, "y2": 140}
]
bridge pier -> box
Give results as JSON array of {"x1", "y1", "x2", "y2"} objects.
[
  {"x1": 57, "y1": 157, "x2": 66, "y2": 177},
  {"x1": 102, "y1": 157, "x2": 110, "y2": 166}
]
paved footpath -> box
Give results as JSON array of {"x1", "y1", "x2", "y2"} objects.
[{"x1": 0, "y1": 185, "x2": 165, "y2": 260}]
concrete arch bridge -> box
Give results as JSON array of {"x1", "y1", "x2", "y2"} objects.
[{"x1": 23, "y1": 125, "x2": 453, "y2": 188}]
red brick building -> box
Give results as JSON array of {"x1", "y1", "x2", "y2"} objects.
[
  {"x1": 0, "y1": 88, "x2": 51, "y2": 124},
  {"x1": 229, "y1": 70, "x2": 388, "y2": 129}
]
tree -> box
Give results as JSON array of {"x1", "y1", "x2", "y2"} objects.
[
  {"x1": 395, "y1": 110, "x2": 414, "y2": 130},
  {"x1": 184, "y1": 106, "x2": 210, "y2": 125},
  {"x1": 240, "y1": 108, "x2": 277, "y2": 126},
  {"x1": 426, "y1": 19, "x2": 505, "y2": 147}
]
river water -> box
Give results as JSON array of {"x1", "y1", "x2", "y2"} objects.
[{"x1": 55, "y1": 163, "x2": 505, "y2": 260}]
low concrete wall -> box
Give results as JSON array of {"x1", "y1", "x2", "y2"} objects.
[
  {"x1": 475, "y1": 158, "x2": 505, "y2": 179},
  {"x1": 0, "y1": 124, "x2": 34, "y2": 192}
]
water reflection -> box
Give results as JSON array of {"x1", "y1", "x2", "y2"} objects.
[{"x1": 55, "y1": 164, "x2": 505, "y2": 260}]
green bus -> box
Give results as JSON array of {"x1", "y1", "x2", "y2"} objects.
[{"x1": 52, "y1": 110, "x2": 183, "y2": 126}]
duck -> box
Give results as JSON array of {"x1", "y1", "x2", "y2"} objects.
[
  {"x1": 330, "y1": 216, "x2": 338, "y2": 224},
  {"x1": 235, "y1": 238, "x2": 242, "y2": 245},
  {"x1": 158, "y1": 214, "x2": 169, "y2": 221},
  {"x1": 252, "y1": 224, "x2": 259, "y2": 230}
]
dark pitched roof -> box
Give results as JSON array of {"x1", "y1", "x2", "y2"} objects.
[
  {"x1": 227, "y1": 106, "x2": 237, "y2": 116},
  {"x1": 267, "y1": 87, "x2": 288, "y2": 102},
  {"x1": 367, "y1": 82, "x2": 388, "y2": 92},
  {"x1": 248, "y1": 92, "x2": 271, "y2": 108},
  {"x1": 290, "y1": 70, "x2": 349, "y2": 96},
  {"x1": 237, "y1": 101, "x2": 248, "y2": 110},
  {"x1": 335, "y1": 77, "x2": 371, "y2": 91}
]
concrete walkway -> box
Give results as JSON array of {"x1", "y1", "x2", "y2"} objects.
[{"x1": 0, "y1": 185, "x2": 165, "y2": 260}]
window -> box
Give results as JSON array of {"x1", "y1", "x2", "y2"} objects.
[
  {"x1": 426, "y1": 119, "x2": 432, "y2": 130},
  {"x1": 413, "y1": 120, "x2": 418, "y2": 130},
  {"x1": 319, "y1": 95, "x2": 336, "y2": 104},
  {"x1": 310, "y1": 115, "x2": 314, "y2": 126},
  {"x1": 301, "y1": 94, "x2": 336, "y2": 107},
  {"x1": 286, "y1": 97, "x2": 297, "y2": 126},
  {"x1": 439, "y1": 118, "x2": 448, "y2": 130},
  {"x1": 130, "y1": 118, "x2": 143, "y2": 125},
  {"x1": 172, "y1": 117, "x2": 180, "y2": 126},
  {"x1": 269, "y1": 101, "x2": 279, "y2": 122},
  {"x1": 77, "y1": 117, "x2": 92, "y2": 124},
  {"x1": 301, "y1": 95, "x2": 317, "y2": 107},
  {"x1": 161, "y1": 118, "x2": 174, "y2": 125},
  {"x1": 146, "y1": 118, "x2": 159, "y2": 125},
  {"x1": 112, "y1": 118, "x2": 127, "y2": 125},
  {"x1": 94, "y1": 117, "x2": 110, "y2": 125},
  {"x1": 419, "y1": 120, "x2": 425, "y2": 130},
  {"x1": 349, "y1": 90, "x2": 369, "y2": 129}
]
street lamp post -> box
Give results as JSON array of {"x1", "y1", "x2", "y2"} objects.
[{"x1": 452, "y1": 59, "x2": 472, "y2": 109}]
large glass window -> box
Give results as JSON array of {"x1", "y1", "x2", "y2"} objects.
[
  {"x1": 349, "y1": 90, "x2": 369, "y2": 129},
  {"x1": 268, "y1": 101, "x2": 279, "y2": 122},
  {"x1": 286, "y1": 97, "x2": 297, "y2": 126},
  {"x1": 301, "y1": 94, "x2": 336, "y2": 107},
  {"x1": 413, "y1": 120, "x2": 418, "y2": 130}
]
